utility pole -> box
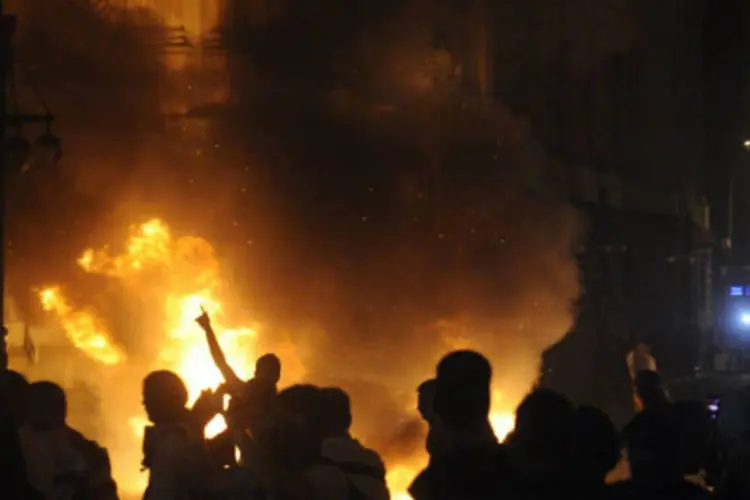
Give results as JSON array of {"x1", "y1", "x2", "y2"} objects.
[
  {"x1": 0, "y1": 2, "x2": 59, "y2": 369},
  {"x1": 1, "y1": 0, "x2": 10, "y2": 369}
]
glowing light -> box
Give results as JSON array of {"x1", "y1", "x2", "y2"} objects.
[
  {"x1": 740, "y1": 313, "x2": 750, "y2": 326},
  {"x1": 38, "y1": 286, "x2": 123, "y2": 364},
  {"x1": 490, "y1": 412, "x2": 515, "y2": 442},
  {"x1": 39, "y1": 218, "x2": 260, "y2": 495},
  {"x1": 39, "y1": 217, "x2": 521, "y2": 500}
]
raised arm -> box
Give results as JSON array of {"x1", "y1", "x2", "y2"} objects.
[{"x1": 196, "y1": 309, "x2": 243, "y2": 391}]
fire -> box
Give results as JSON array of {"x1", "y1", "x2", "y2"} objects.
[
  {"x1": 38, "y1": 217, "x2": 520, "y2": 497},
  {"x1": 77, "y1": 219, "x2": 258, "y2": 425},
  {"x1": 38, "y1": 286, "x2": 123, "y2": 365},
  {"x1": 38, "y1": 218, "x2": 260, "y2": 494}
]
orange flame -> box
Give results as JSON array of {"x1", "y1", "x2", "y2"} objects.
[
  {"x1": 39, "y1": 218, "x2": 517, "y2": 498},
  {"x1": 38, "y1": 287, "x2": 123, "y2": 365},
  {"x1": 75, "y1": 219, "x2": 258, "y2": 439}
]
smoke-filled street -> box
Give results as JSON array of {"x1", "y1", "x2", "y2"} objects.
[{"x1": 0, "y1": 1, "x2": 746, "y2": 500}]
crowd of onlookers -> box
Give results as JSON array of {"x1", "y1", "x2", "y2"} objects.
[{"x1": 1, "y1": 312, "x2": 750, "y2": 499}]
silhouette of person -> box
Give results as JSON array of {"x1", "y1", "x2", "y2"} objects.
[
  {"x1": 507, "y1": 388, "x2": 575, "y2": 494},
  {"x1": 610, "y1": 409, "x2": 711, "y2": 500},
  {"x1": 417, "y1": 379, "x2": 449, "y2": 461},
  {"x1": 19, "y1": 381, "x2": 117, "y2": 500},
  {"x1": 306, "y1": 387, "x2": 388, "y2": 500},
  {"x1": 141, "y1": 370, "x2": 207, "y2": 500},
  {"x1": 262, "y1": 384, "x2": 330, "y2": 500},
  {"x1": 195, "y1": 310, "x2": 279, "y2": 432},
  {"x1": 0, "y1": 369, "x2": 41, "y2": 500},
  {"x1": 0, "y1": 369, "x2": 29, "y2": 426},
  {"x1": 571, "y1": 405, "x2": 620, "y2": 496},
  {"x1": 409, "y1": 350, "x2": 515, "y2": 500},
  {"x1": 672, "y1": 401, "x2": 712, "y2": 490}
]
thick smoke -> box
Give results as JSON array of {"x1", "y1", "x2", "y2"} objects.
[
  {"x1": 218, "y1": 0, "x2": 636, "y2": 452},
  {"x1": 7, "y1": 0, "x2": 639, "y2": 490}
]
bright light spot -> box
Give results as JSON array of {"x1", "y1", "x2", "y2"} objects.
[
  {"x1": 490, "y1": 412, "x2": 515, "y2": 442},
  {"x1": 39, "y1": 219, "x2": 261, "y2": 495},
  {"x1": 744, "y1": 139, "x2": 750, "y2": 149},
  {"x1": 740, "y1": 313, "x2": 750, "y2": 326},
  {"x1": 205, "y1": 414, "x2": 228, "y2": 439}
]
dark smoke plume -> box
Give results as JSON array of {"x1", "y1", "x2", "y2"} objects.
[
  {"x1": 8, "y1": 0, "x2": 640, "y2": 487},
  {"x1": 218, "y1": 0, "x2": 637, "y2": 454}
]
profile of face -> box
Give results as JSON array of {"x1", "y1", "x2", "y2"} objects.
[
  {"x1": 417, "y1": 381, "x2": 437, "y2": 422},
  {"x1": 0, "y1": 329, "x2": 8, "y2": 370},
  {"x1": 142, "y1": 371, "x2": 188, "y2": 425},
  {"x1": 142, "y1": 383, "x2": 161, "y2": 424}
]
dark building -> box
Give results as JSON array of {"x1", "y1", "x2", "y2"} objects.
[
  {"x1": 467, "y1": 0, "x2": 714, "y2": 420},
  {"x1": 216, "y1": 1, "x2": 719, "y2": 418}
]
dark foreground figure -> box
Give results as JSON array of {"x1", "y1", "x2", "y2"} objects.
[{"x1": 5, "y1": 317, "x2": 750, "y2": 500}]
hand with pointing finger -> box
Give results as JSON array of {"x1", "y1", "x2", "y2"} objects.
[{"x1": 196, "y1": 306, "x2": 212, "y2": 331}]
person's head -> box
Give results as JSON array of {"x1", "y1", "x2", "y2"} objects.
[
  {"x1": 433, "y1": 350, "x2": 492, "y2": 430},
  {"x1": 0, "y1": 369, "x2": 29, "y2": 424},
  {"x1": 624, "y1": 409, "x2": 681, "y2": 482},
  {"x1": 255, "y1": 353, "x2": 281, "y2": 387},
  {"x1": 272, "y1": 384, "x2": 324, "y2": 468},
  {"x1": 26, "y1": 381, "x2": 66, "y2": 431},
  {"x1": 572, "y1": 406, "x2": 620, "y2": 484},
  {"x1": 512, "y1": 388, "x2": 574, "y2": 455},
  {"x1": 635, "y1": 370, "x2": 668, "y2": 410},
  {"x1": 417, "y1": 379, "x2": 437, "y2": 422},
  {"x1": 142, "y1": 370, "x2": 188, "y2": 425},
  {"x1": 320, "y1": 387, "x2": 352, "y2": 437}
]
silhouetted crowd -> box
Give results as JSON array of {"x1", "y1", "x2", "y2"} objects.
[{"x1": 1, "y1": 313, "x2": 749, "y2": 499}]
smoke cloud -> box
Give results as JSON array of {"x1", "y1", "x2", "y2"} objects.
[{"x1": 6, "y1": 0, "x2": 639, "y2": 493}]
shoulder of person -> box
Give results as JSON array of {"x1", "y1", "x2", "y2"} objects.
[
  {"x1": 408, "y1": 466, "x2": 435, "y2": 500},
  {"x1": 151, "y1": 425, "x2": 193, "y2": 457},
  {"x1": 303, "y1": 462, "x2": 349, "y2": 500}
]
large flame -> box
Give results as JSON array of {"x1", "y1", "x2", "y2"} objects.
[
  {"x1": 37, "y1": 219, "x2": 259, "y2": 494},
  {"x1": 38, "y1": 286, "x2": 123, "y2": 365},
  {"x1": 37, "y1": 218, "x2": 517, "y2": 498},
  {"x1": 40, "y1": 219, "x2": 257, "y2": 413}
]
